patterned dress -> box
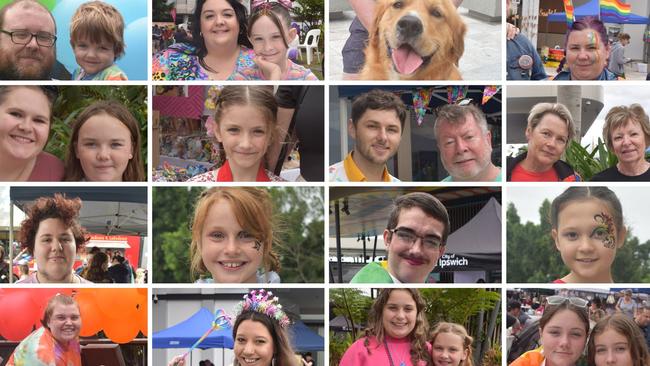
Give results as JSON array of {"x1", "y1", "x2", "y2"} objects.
[
  {"x1": 7, "y1": 327, "x2": 81, "y2": 366},
  {"x1": 152, "y1": 43, "x2": 259, "y2": 80},
  {"x1": 72, "y1": 64, "x2": 128, "y2": 80}
]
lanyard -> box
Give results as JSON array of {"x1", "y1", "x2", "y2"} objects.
[{"x1": 384, "y1": 339, "x2": 407, "y2": 366}]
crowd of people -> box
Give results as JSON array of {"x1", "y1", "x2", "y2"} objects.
[{"x1": 508, "y1": 289, "x2": 650, "y2": 366}]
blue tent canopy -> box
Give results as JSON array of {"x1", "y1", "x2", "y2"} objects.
[
  {"x1": 289, "y1": 320, "x2": 325, "y2": 352},
  {"x1": 548, "y1": 0, "x2": 649, "y2": 24},
  {"x1": 153, "y1": 308, "x2": 324, "y2": 352},
  {"x1": 152, "y1": 308, "x2": 234, "y2": 349}
]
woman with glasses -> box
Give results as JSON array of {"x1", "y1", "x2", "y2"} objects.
[
  {"x1": 188, "y1": 187, "x2": 282, "y2": 283},
  {"x1": 510, "y1": 295, "x2": 590, "y2": 366},
  {"x1": 340, "y1": 288, "x2": 433, "y2": 366},
  {"x1": 507, "y1": 103, "x2": 580, "y2": 182},
  {"x1": 0, "y1": 86, "x2": 62, "y2": 181},
  {"x1": 587, "y1": 313, "x2": 650, "y2": 366},
  {"x1": 615, "y1": 290, "x2": 638, "y2": 320}
]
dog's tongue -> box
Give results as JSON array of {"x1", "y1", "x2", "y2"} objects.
[{"x1": 391, "y1": 45, "x2": 423, "y2": 75}]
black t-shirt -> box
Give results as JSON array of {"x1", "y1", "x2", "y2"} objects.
[{"x1": 590, "y1": 166, "x2": 650, "y2": 182}]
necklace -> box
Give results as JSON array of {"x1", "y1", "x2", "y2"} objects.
[{"x1": 384, "y1": 339, "x2": 408, "y2": 366}]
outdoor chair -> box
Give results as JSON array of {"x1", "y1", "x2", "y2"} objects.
[{"x1": 297, "y1": 28, "x2": 321, "y2": 65}]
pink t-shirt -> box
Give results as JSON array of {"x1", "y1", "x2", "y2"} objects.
[
  {"x1": 340, "y1": 336, "x2": 430, "y2": 366},
  {"x1": 28, "y1": 152, "x2": 64, "y2": 181}
]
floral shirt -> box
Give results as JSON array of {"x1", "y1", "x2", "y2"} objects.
[
  {"x1": 152, "y1": 43, "x2": 258, "y2": 80},
  {"x1": 187, "y1": 166, "x2": 285, "y2": 182},
  {"x1": 7, "y1": 327, "x2": 81, "y2": 366}
]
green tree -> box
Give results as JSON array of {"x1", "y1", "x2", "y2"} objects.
[
  {"x1": 419, "y1": 288, "x2": 501, "y2": 325},
  {"x1": 292, "y1": 0, "x2": 324, "y2": 41},
  {"x1": 153, "y1": 0, "x2": 174, "y2": 22}
]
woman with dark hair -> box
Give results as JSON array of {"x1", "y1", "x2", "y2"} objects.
[
  {"x1": 169, "y1": 289, "x2": 298, "y2": 366},
  {"x1": 554, "y1": 17, "x2": 618, "y2": 80},
  {"x1": 0, "y1": 86, "x2": 61, "y2": 181},
  {"x1": 16, "y1": 194, "x2": 91, "y2": 283},
  {"x1": 340, "y1": 288, "x2": 432, "y2": 366},
  {"x1": 80, "y1": 251, "x2": 113, "y2": 283},
  {"x1": 509, "y1": 296, "x2": 590, "y2": 366},
  {"x1": 152, "y1": 0, "x2": 257, "y2": 80}
]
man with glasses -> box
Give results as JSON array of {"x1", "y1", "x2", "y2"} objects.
[
  {"x1": 350, "y1": 192, "x2": 449, "y2": 283},
  {"x1": 434, "y1": 103, "x2": 501, "y2": 182},
  {"x1": 0, "y1": 0, "x2": 60, "y2": 79}
]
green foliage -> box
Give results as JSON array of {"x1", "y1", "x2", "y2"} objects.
[
  {"x1": 565, "y1": 139, "x2": 617, "y2": 181},
  {"x1": 45, "y1": 85, "x2": 148, "y2": 172},
  {"x1": 329, "y1": 288, "x2": 373, "y2": 341},
  {"x1": 292, "y1": 0, "x2": 324, "y2": 41},
  {"x1": 153, "y1": 0, "x2": 174, "y2": 22},
  {"x1": 482, "y1": 344, "x2": 502, "y2": 366},
  {"x1": 329, "y1": 331, "x2": 354, "y2": 366},
  {"x1": 419, "y1": 288, "x2": 501, "y2": 325},
  {"x1": 507, "y1": 201, "x2": 650, "y2": 282},
  {"x1": 151, "y1": 187, "x2": 324, "y2": 283}
]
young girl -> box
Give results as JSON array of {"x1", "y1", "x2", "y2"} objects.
[
  {"x1": 510, "y1": 295, "x2": 590, "y2": 366},
  {"x1": 247, "y1": 0, "x2": 318, "y2": 80},
  {"x1": 340, "y1": 288, "x2": 432, "y2": 366},
  {"x1": 169, "y1": 289, "x2": 298, "y2": 366},
  {"x1": 189, "y1": 187, "x2": 282, "y2": 283},
  {"x1": 70, "y1": 1, "x2": 128, "y2": 80},
  {"x1": 430, "y1": 322, "x2": 474, "y2": 366},
  {"x1": 588, "y1": 313, "x2": 650, "y2": 366},
  {"x1": 188, "y1": 86, "x2": 285, "y2": 181},
  {"x1": 550, "y1": 187, "x2": 626, "y2": 283},
  {"x1": 65, "y1": 100, "x2": 145, "y2": 181}
]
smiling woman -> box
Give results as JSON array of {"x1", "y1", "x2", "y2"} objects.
[
  {"x1": 7, "y1": 294, "x2": 82, "y2": 366},
  {"x1": 340, "y1": 289, "x2": 432, "y2": 366},
  {"x1": 16, "y1": 194, "x2": 91, "y2": 284},
  {"x1": 0, "y1": 86, "x2": 61, "y2": 181}
]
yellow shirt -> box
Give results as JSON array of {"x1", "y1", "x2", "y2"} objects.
[{"x1": 328, "y1": 152, "x2": 398, "y2": 182}]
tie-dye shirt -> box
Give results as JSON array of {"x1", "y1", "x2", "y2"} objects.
[
  {"x1": 152, "y1": 43, "x2": 259, "y2": 80},
  {"x1": 7, "y1": 327, "x2": 81, "y2": 366},
  {"x1": 72, "y1": 64, "x2": 128, "y2": 81}
]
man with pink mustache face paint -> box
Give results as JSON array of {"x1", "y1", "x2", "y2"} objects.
[{"x1": 350, "y1": 192, "x2": 450, "y2": 283}]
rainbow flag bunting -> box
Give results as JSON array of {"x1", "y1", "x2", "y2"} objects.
[
  {"x1": 600, "y1": 0, "x2": 631, "y2": 21},
  {"x1": 563, "y1": 0, "x2": 575, "y2": 27}
]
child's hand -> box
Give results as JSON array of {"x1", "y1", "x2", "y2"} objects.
[
  {"x1": 169, "y1": 355, "x2": 185, "y2": 366},
  {"x1": 254, "y1": 56, "x2": 282, "y2": 80}
]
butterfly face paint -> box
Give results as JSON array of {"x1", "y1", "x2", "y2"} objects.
[
  {"x1": 566, "y1": 28, "x2": 609, "y2": 80},
  {"x1": 593, "y1": 212, "x2": 616, "y2": 249}
]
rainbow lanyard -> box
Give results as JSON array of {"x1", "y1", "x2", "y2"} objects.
[{"x1": 180, "y1": 309, "x2": 232, "y2": 361}]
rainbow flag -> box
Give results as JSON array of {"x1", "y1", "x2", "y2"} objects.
[
  {"x1": 600, "y1": 0, "x2": 631, "y2": 21},
  {"x1": 563, "y1": 0, "x2": 575, "y2": 27}
]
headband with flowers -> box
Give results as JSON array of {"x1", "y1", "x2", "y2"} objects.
[
  {"x1": 234, "y1": 289, "x2": 291, "y2": 328},
  {"x1": 251, "y1": 0, "x2": 293, "y2": 11}
]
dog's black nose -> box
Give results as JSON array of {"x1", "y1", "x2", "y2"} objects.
[{"x1": 397, "y1": 15, "x2": 423, "y2": 39}]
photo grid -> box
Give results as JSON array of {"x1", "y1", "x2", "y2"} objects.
[{"x1": 0, "y1": 0, "x2": 648, "y2": 365}]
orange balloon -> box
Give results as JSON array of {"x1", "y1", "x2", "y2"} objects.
[
  {"x1": 136, "y1": 289, "x2": 148, "y2": 336},
  {"x1": 102, "y1": 314, "x2": 141, "y2": 344},
  {"x1": 76, "y1": 290, "x2": 104, "y2": 337},
  {"x1": 94, "y1": 289, "x2": 138, "y2": 318},
  {"x1": 30, "y1": 289, "x2": 74, "y2": 329}
]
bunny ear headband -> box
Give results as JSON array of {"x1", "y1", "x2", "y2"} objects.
[{"x1": 251, "y1": 0, "x2": 293, "y2": 11}]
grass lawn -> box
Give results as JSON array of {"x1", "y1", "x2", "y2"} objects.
[{"x1": 294, "y1": 56, "x2": 324, "y2": 80}]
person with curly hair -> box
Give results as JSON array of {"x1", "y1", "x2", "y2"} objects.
[
  {"x1": 340, "y1": 288, "x2": 432, "y2": 366},
  {"x1": 80, "y1": 251, "x2": 113, "y2": 283},
  {"x1": 16, "y1": 194, "x2": 91, "y2": 283}
]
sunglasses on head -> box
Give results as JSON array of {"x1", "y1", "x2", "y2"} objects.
[{"x1": 546, "y1": 295, "x2": 588, "y2": 308}]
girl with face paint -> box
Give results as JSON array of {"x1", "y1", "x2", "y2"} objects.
[
  {"x1": 189, "y1": 187, "x2": 282, "y2": 283},
  {"x1": 549, "y1": 187, "x2": 627, "y2": 283},
  {"x1": 554, "y1": 17, "x2": 618, "y2": 80}
]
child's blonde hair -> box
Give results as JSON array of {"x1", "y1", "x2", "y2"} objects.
[
  {"x1": 189, "y1": 187, "x2": 281, "y2": 281},
  {"x1": 70, "y1": 1, "x2": 125, "y2": 59},
  {"x1": 430, "y1": 322, "x2": 475, "y2": 366}
]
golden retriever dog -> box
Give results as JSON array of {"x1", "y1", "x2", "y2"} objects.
[{"x1": 360, "y1": 0, "x2": 466, "y2": 80}]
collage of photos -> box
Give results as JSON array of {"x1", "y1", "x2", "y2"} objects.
[{"x1": 0, "y1": 0, "x2": 649, "y2": 365}]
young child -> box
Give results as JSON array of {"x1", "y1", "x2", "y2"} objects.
[
  {"x1": 69, "y1": 1, "x2": 128, "y2": 80},
  {"x1": 189, "y1": 187, "x2": 281, "y2": 283},
  {"x1": 247, "y1": 0, "x2": 318, "y2": 80},
  {"x1": 588, "y1": 313, "x2": 650, "y2": 366},
  {"x1": 64, "y1": 100, "x2": 145, "y2": 181},
  {"x1": 430, "y1": 322, "x2": 474, "y2": 366},
  {"x1": 550, "y1": 187, "x2": 626, "y2": 283},
  {"x1": 188, "y1": 86, "x2": 285, "y2": 182}
]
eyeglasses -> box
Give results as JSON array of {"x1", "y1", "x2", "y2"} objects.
[
  {"x1": 1, "y1": 29, "x2": 57, "y2": 47},
  {"x1": 546, "y1": 295, "x2": 588, "y2": 308},
  {"x1": 388, "y1": 227, "x2": 443, "y2": 251}
]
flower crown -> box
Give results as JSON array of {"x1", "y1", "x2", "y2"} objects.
[{"x1": 234, "y1": 289, "x2": 291, "y2": 328}]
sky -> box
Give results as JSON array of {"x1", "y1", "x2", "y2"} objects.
[
  {"x1": 0, "y1": 187, "x2": 26, "y2": 227},
  {"x1": 507, "y1": 186, "x2": 650, "y2": 243}
]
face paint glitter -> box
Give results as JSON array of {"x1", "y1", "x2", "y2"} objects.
[
  {"x1": 253, "y1": 240, "x2": 262, "y2": 252},
  {"x1": 589, "y1": 31, "x2": 600, "y2": 66},
  {"x1": 593, "y1": 212, "x2": 616, "y2": 249}
]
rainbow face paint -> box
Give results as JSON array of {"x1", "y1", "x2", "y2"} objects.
[
  {"x1": 588, "y1": 31, "x2": 600, "y2": 66},
  {"x1": 592, "y1": 212, "x2": 616, "y2": 249}
]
